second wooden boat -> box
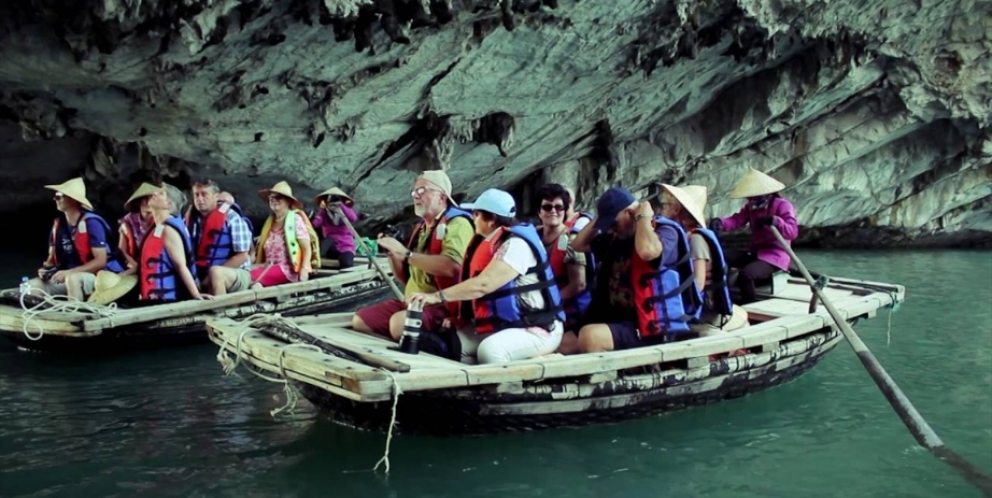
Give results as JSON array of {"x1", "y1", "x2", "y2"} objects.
[{"x1": 0, "y1": 262, "x2": 394, "y2": 353}]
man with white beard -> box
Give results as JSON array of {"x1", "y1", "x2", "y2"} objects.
[{"x1": 352, "y1": 170, "x2": 474, "y2": 342}]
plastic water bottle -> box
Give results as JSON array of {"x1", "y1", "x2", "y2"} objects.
[
  {"x1": 18, "y1": 276, "x2": 29, "y2": 297},
  {"x1": 398, "y1": 302, "x2": 423, "y2": 355}
]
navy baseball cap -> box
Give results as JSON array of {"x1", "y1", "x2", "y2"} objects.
[{"x1": 594, "y1": 187, "x2": 637, "y2": 232}]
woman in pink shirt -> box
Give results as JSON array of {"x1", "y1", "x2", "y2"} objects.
[
  {"x1": 311, "y1": 187, "x2": 359, "y2": 269},
  {"x1": 709, "y1": 168, "x2": 799, "y2": 304}
]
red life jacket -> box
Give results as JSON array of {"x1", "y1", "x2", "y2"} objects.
[
  {"x1": 187, "y1": 204, "x2": 232, "y2": 270},
  {"x1": 402, "y1": 206, "x2": 472, "y2": 316},
  {"x1": 563, "y1": 211, "x2": 592, "y2": 233},
  {"x1": 629, "y1": 216, "x2": 701, "y2": 339}
]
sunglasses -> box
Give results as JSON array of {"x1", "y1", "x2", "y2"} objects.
[
  {"x1": 268, "y1": 194, "x2": 286, "y2": 202},
  {"x1": 410, "y1": 186, "x2": 440, "y2": 198},
  {"x1": 540, "y1": 203, "x2": 565, "y2": 213},
  {"x1": 327, "y1": 195, "x2": 343, "y2": 203},
  {"x1": 53, "y1": 193, "x2": 65, "y2": 201}
]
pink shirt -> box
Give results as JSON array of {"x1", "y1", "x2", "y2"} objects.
[{"x1": 717, "y1": 196, "x2": 799, "y2": 270}]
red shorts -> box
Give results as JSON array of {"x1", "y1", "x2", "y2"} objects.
[
  {"x1": 354, "y1": 299, "x2": 451, "y2": 337},
  {"x1": 252, "y1": 265, "x2": 291, "y2": 287}
]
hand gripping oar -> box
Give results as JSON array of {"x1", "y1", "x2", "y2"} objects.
[
  {"x1": 334, "y1": 207, "x2": 405, "y2": 301},
  {"x1": 769, "y1": 225, "x2": 992, "y2": 497}
]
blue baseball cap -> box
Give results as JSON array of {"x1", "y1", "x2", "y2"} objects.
[
  {"x1": 594, "y1": 187, "x2": 637, "y2": 232},
  {"x1": 461, "y1": 188, "x2": 517, "y2": 218}
]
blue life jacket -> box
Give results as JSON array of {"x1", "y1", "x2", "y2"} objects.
[
  {"x1": 631, "y1": 216, "x2": 701, "y2": 339},
  {"x1": 693, "y1": 227, "x2": 733, "y2": 316},
  {"x1": 462, "y1": 223, "x2": 565, "y2": 334}
]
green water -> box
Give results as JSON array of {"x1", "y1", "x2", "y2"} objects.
[{"x1": 1, "y1": 250, "x2": 990, "y2": 498}]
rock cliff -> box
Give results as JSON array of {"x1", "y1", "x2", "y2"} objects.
[{"x1": 1, "y1": 0, "x2": 990, "y2": 247}]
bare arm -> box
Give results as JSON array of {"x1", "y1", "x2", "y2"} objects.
[
  {"x1": 559, "y1": 262, "x2": 587, "y2": 301},
  {"x1": 408, "y1": 252, "x2": 461, "y2": 279},
  {"x1": 299, "y1": 235, "x2": 312, "y2": 282},
  {"x1": 164, "y1": 228, "x2": 204, "y2": 299},
  {"x1": 71, "y1": 248, "x2": 109, "y2": 274},
  {"x1": 634, "y1": 217, "x2": 662, "y2": 261},
  {"x1": 434, "y1": 259, "x2": 519, "y2": 302},
  {"x1": 693, "y1": 258, "x2": 707, "y2": 291},
  {"x1": 569, "y1": 216, "x2": 598, "y2": 253}
]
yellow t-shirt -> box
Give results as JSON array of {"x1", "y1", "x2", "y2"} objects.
[{"x1": 403, "y1": 215, "x2": 474, "y2": 298}]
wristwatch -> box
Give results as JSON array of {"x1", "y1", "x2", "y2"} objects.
[{"x1": 404, "y1": 250, "x2": 413, "y2": 261}]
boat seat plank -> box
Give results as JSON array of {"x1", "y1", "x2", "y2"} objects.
[
  {"x1": 297, "y1": 324, "x2": 466, "y2": 371},
  {"x1": 742, "y1": 298, "x2": 810, "y2": 319},
  {"x1": 757, "y1": 284, "x2": 853, "y2": 304},
  {"x1": 210, "y1": 329, "x2": 392, "y2": 401},
  {"x1": 81, "y1": 269, "x2": 381, "y2": 331}
]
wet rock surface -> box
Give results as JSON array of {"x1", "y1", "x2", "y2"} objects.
[{"x1": 0, "y1": 0, "x2": 989, "y2": 246}]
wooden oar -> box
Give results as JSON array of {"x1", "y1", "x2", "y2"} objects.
[
  {"x1": 333, "y1": 206, "x2": 405, "y2": 301},
  {"x1": 769, "y1": 225, "x2": 992, "y2": 496}
]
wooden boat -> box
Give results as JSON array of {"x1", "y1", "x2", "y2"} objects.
[
  {"x1": 206, "y1": 274, "x2": 904, "y2": 436},
  {"x1": 0, "y1": 261, "x2": 395, "y2": 353}
]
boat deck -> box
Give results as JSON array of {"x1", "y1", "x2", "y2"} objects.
[
  {"x1": 0, "y1": 266, "x2": 390, "y2": 340},
  {"x1": 207, "y1": 276, "x2": 905, "y2": 403}
]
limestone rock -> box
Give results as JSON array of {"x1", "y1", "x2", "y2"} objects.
[{"x1": 0, "y1": 0, "x2": 989, "y2": 246}]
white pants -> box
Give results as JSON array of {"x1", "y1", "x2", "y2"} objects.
[{"x1": 458, "y1": 321, "x2": 564, "y2": 364}]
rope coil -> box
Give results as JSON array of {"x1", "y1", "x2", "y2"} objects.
[{"x1": 10, "y1": 288, "x2": 118, "y2": 341}]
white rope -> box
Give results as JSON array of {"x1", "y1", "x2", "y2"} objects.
[
  {"x1": 12, "y1": 288, "x2": 118, "y2": 341},
  {"x1": 886, "y1": 304, "x2": 894, "y2": 346},
  {"x1": 271, "y1": 343, "x2": 323, "y2": 417},
  {"x1": 215, "y1": 314, "x2": 325, "y2": 418},
  {"x1": 373, "y1": 369, "x2": 403, "y2": 475}
]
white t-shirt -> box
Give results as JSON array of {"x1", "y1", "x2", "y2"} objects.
[{"x1": 494, "y1": 236, "x2": 545, "y2": 311}]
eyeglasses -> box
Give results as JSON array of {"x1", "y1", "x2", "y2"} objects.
[
  {"x1": 540, "y1": 203, "x2": 565, "y2": 213},
  {"x1": 53, "y1": 193, "x2": 64, "y2": 201},
  {"x1": 410, "y1": 186, "x2": 440, "y2": 198}
]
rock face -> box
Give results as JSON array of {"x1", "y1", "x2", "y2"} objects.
[{"x1": 0, "y1": 0, "x2": 989, "y2": 247}]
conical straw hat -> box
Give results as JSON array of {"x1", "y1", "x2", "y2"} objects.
[
  {"x1": 44, "y1": 177, "x2": 93, "y2": 211},
  {"x1": 728, "y1": 168, "x2": 786, "y2": 199},
  {"x1": 315, "y1": 186, "x2": 353, "y2": 205},
  {"x1": 660, "y1": 184, "x2": 708, "y2": 228},
  {"x1": 258, "y1": 181, "x2": 302, "y2": 209},
  {"x1": 124, "y1": 182, "x2": 161, "y2": 211},
  {"x1": 86, "y1": 270, "x2": 138, "y2": 305}
]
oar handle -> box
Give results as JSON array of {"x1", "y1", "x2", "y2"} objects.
[
  {"x1": 769, "y1": 225, "x2": 992, "y2": 496},
  {"x1": 335, "y1": 207, "x2": 405, "y2": 301}
]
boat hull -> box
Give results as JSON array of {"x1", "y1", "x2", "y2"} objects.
[{"x1": 298, "y1": 328, "x2": 843, "y2": 436}]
